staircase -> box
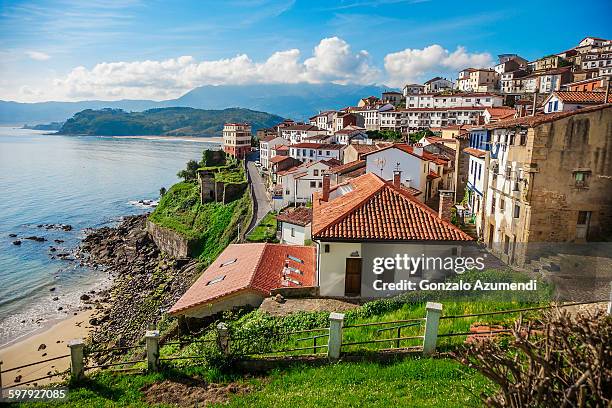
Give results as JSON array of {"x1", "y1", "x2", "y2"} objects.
[{"x1": 460, "y1": 223, "x2": 478, "y2": 240}]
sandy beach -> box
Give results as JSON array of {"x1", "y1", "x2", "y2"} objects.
[
  {"x1": 112, "y1": 135, "x2": 222, "y2": 143},
  {"x1": 0, "y1": 309, "x2": 95, "y2": 387}
]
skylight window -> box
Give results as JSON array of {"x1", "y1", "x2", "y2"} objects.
[
  {"x1": 206, "y1": 275, "x2": 225, "y2": 285},
  {"x1": 287, "y1": 255, "x2": 304, "y2": 264},
  {"x1": 220, "y1": 259, "x2": 237, "y2": 267}
]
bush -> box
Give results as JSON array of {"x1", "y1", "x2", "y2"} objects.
[{"x1": 454, "y1": 309, "x2": 612, "y2": 407}]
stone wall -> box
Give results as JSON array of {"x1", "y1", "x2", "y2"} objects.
[
  {"x1": 146, "y1": 220, "x2": 195, "y2": 258},
  {"x1": 270, "y1": 286, "x2": 320, "y2": 298}
]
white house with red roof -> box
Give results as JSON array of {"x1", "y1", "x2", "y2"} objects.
[
  {"x1": 280, "y1": 124, "x2": 325, "y2": 144},
  {"x1": 277, "y1": 207, "x2": 312, "y2": 246},
  {"x1": 362, "y1": 143, "x2": 450, "y2": 203},
  {"x1": 259, "y1": 135, "x2": 289, "y2": 170},
  {"x1": 273, "y1": 160, "x2": 340, "y2": 210},
  {"x1": 542, "y1": 91, "x2": 612, "y2": 113},
  {"x1": 169, "y1": 243, "x2": 316, "y2": 319},
  {"x1": 289, "y1": 142, "x2": 344, "y2": 163},
  {"x1": 312, "y1": 173, "x2": 472, "y2": 298}
]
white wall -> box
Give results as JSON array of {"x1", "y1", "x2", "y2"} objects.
[
  {"x1": 365, "y1": 148, "x2": 426, "y2": 194},
  {"x1": 182, "y1": 290, "x2": 263, "y2": 318},
  {"x1": 281, "y1": 222, "x2": 311, "y2": 245},
  {"x1": 318, "y1": 242, "x2": 362, "y2": 296}
]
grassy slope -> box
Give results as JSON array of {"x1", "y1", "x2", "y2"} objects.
[
  {"x1": 246, "y1": 212, "x2": 278, "y2": 242},
  {"x1": 20, "y1": 358, "x2": 488, "y2": 408},
  {"x1": 147, "y1": 181, "x2": 252, "y2": 262}
]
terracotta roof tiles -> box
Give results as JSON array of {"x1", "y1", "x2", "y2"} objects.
[
  {"x1": 312, "y1": 173, "x2": 472, "y2": 241},
  {"x1": 277, "y1": 207, "x2": 313, "y2": 227}
]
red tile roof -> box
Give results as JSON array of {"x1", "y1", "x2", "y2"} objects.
[
  {"x1": 463, "y1": 147, "x2": 486, "y2": 158},
  {"x1": 552, "y1": 91, "x2": 612, "y2": 104},
  {"x1": 485, "y1": 104, "x2": 611, "y2": 129},
  {"x1": 277, "y1": 207, "x2": 313, "y2": 227},
  {"x1": 329, "y1": 160, "x2": 366, "y2": 175},
  {"x1": 169, "y1": 243, "x2": 316, "y2": 315},
  {"x1": 485, "y1": 107, "x2": 517, "y2": 120},
  {"x1": 312, "y1": 173, "x2": 472, "y2": 241},
  {"x1": 270, "y1": 155, "x2": 292, "y2": 163}
]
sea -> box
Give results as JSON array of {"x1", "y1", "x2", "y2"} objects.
[{"x1": 0, "y1": 127, "x2": 218, "y2": 346}]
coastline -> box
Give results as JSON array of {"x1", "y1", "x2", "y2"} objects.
[
  {"x1": 111, "y1": 135, "x2": 222, "y2": 143},
  {"x1": 0, "y1": 309, "x2": 95, "y2": 387}
]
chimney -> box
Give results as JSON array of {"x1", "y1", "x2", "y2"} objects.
[
  {"x1": 322, "y1": 173, "x2": 330, "y2": 202},
  {"x1": 393, "y1": 170, "x2": 401, "y2": 188},
  {"x1": 438, "y1": 190, "x2": 454, "y2": 222}
]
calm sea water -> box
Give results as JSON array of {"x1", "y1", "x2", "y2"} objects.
[{"x1": 0, "y1": 127, "x2": 217, "y2": 345}]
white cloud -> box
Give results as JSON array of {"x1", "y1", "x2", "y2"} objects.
[
  {"x1": 9, "y1": 39, "x2": 495, "y2": 102},
  {"x1": 45, "y1": 37, "x2": 379, "y2": 100},
  {"x1": 26, "y1": 51, "x2": 51, "y2": 61},
  {"x1": 384, "y1": 44, "x2": 494, "y2": 86}
]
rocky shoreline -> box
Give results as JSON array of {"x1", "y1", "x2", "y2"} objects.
[{"x1": 77, "y1": 214, "x2": 200, "y2": 352}]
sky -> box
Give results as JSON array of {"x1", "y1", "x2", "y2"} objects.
[{"x1": 1, "y1": 0, "x2": 611, "y2": 102}]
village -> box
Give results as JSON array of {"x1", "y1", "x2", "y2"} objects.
[{"x1": 169, "y1": 36, "x2": 612, "y2": 321}]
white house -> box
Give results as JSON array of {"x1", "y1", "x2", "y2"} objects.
[
  {"x1": 334, "y1": 126, "x2": 370, "y2": 145},
  {"x1": 542, "y1": 91, "x2": 612, "y2": 114},
  {"x1": 403, "y1": 83, "x2": 425, "y2": 96},
  {"x1": 362, "y1": 143, "x2": 449, "y2": 202},
  {"x1": 424, "y1": 77, "x2": 453, "y2": 93},
  {"x1": 280, "y1": 124, "x2": 325, "y2": 144},
  {"x1": 274, "y1": 160, "x2": 338, "y2": 210},
  {"x1": 463, "y1": 128, "x2": 493, "y2": 238},
  {"x1": 309, "y1": 111, "x2": 338, "y2": 135},
  {"x1": 312, "y1": 173, "x2": 472, "y2": 298},
  {"x1": 260, "y1": 135, "x2": 289, "y2": 170},
  {"x1": 276, "y1": 207, "x2": 312, "y2": 246},
  {"x1": 289, "y1": 143, "x2": 344, "y2": 163}
]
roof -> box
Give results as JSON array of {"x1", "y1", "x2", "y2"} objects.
[
  {"x1": 485, "y1": 104, "x2": 612, "y2": 130},
  {"x1": 551, "y1": 91, "x2": 612, "y2": 104},
  {"x1": 270, "y1": 155, "x2": 293, "y2": 164},
  {"x1": 292, "y1": 143, "x2": 344, "y2": 150},
  {"x1": 463, "y1": 147, "x2": 487, "y2": 158},
  {"x1": 362, "y1": 143, "x2": 449, "y2": 165},
  {"x1": 169, "y1": 243, "x2": 316, "y2": 315},
  {"x1": 274, "y1": 145, "x2": 289, "y2": 151},
  {"x1": 425, "y1": 76, "x2": 446, "y2": 84},
  {"x1": 329, "y1": 160, "x2": 366, "y2": 175},
  {"x1": 485, "y1": 107, "x2": 517, "y2": 120},
  {"x1": 312, "y1": 173, "x2": 472, "y2": 241},
  {"x1": 276, "y1": 207, "x2": 313, "y2": 227},
  {"x1": 282, "y1": 124, "x2": 322, "y2": 132}
]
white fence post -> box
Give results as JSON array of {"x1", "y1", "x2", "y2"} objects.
[
  {"x1": 217, "y1": 323, "x2": 230, "y2": 355},
  {"x1": 423, "y1": 302, "x2": 443, "y2": 355},
  {"x1": 68, "y1": 339, "x2": 85, "y2": 381},
  {"x1": 145, "y1": 330, "x2": 160, "y2": 372},
  {"x1": 327, "y1": 312, "x2": 345, "y2": 361}
]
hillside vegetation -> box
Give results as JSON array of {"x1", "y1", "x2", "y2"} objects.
[{"x1": 57, "y1": 107, "x2": 283, "y2": 136}]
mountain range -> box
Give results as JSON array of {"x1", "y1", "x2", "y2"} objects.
[{"x1": 0, "y1": 83, "x2": 393, "y2": 125}]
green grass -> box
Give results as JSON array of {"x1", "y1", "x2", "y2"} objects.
[
  {"x1": 148, "y1": 180, "x2": 252, "y2": 261},
  {"x1": 18, "y1": 358, "x2": 490, "y2": 408},
  {"x1": 246, "y1": 212, "x2": 278, "y2": 242}
]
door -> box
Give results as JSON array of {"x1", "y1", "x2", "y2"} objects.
[
  {"x1": 576, "y1": 211, "x2": 591, "y2": 240},
  {"x1": 344, "y1": 258, "x2": 362, "y2": 297}
]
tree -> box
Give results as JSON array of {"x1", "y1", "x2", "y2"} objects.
[
  {"x1": 177, "y1": 159, "x2": 200, "y2": 181},
  {"x1": 159, "y1": 187, "x2": 167, "y2": 197},
  {"x1": 408, "y1": 129, "x2": 434, "y2": 144}
]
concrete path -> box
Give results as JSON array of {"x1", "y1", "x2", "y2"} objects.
[{"x1": 246, "y1": 154, "x2": 271, "y2": 232}]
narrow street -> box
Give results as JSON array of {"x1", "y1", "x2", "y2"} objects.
[{"x1": 246, "y1": 153, "x2": 272, "y2": 230}]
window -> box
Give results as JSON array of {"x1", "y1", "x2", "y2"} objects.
[
  {"x1": 574, "y1": 171, "x2": 589, "y2": 187},
  {"x1": 520, "y1": 133, "x2": 527, "y2": 146},
  {"x1": 478, "y1": 163, "x2": 482, "y2": 180},
  {"x1": 207, "y1": 275, "x2": 225, "y2": 286},
  {"x1": 505, "y1": 166, "x2": 512, "y2": 178},
  {"x1": 577, "y1": 211, "x2": 590, "y2": 225},
  {"x1": 326, "y1": 151, "x2": 330, "y2": 156},
  {"x1": 318, "y1": 181, "x2": 323, "y2": 188},
  {"x1": 310, "y1": 181, "x2": 316, "y2": 188},
  {"x1": 491, "y1": 195, "x2": 496, "y2": 212},
  {"x1": 500, "y1": 197, "x2": 505, "y2": 212},
  {"x1": 313, "y1": 169, "x2": 319, "y2": 176},
  {"x1": 291, "y1": 228, "x2": 295, "y2": 237},
  {"x1": 220, "y1": 258, "x2": 237, "y2": 267},
  {"x1": 514, "y1": 204, "x2": 520, "y2": 218},
  {"x1": 324, "y1": 244, "x2": 330, "y2": 253}
]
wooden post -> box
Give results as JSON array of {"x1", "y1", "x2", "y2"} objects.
[
  {"x1": 68, "y1": 339, "x2": 85, "y2": 381},
  {"x1": 145, "y1": 330, "x2": 160, "y2": 372},
  {"x1": 1, "y1": 359, "x2": 3, "y2": 391},
  {"x1": 217, "y1": 323, "x2": 229, "y2": 355},
  {"x1": 423, "y1": 302, "x2": 443, "y2": 355},
  {"x1": 327, "y1": 312, "x2": 344, "y2": 361}
]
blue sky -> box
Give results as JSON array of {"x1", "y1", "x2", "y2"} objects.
[{"x1": 1, "y1": 0, "x2": 610, "y2": 102}]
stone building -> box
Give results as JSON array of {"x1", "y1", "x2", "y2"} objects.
[{"x1": 482, "y1": 104, "x2": 612, "y2": 266}]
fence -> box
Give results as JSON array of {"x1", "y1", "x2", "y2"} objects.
[{"x1": 1, "y1": 297, "x2": 609, "y2": 388}]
